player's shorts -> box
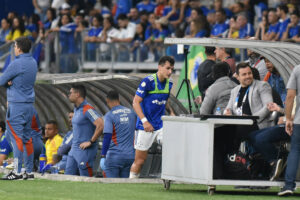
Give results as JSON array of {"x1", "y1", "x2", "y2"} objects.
[{"x1": 134, "y1": 128, "x2": 163, "y2": 151}]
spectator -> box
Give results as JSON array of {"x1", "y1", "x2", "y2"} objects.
[
  {"x1": 230, "y1": 2, "x2": 245, "y2": 16},
  {"x1": 255, "y1": 15, "x2": 269, "y2": 40},
  {"x1": 130, "y1": 23, "x2": 147, "y2": 61},
  {"x1": 227, "y1": 16, "x2": 239, "y2": 38},
  {"x1": 115, "y1": 0, "x2": 132, "y2": 21},
  {"x1": 261, "y1": 8, "x2": 280, "y2": 41},
  {"x1": 50, "y1": 14, "x2": 79, "y2": 73},
  {"x1": 112, "y1": 14, "x2": 136, "y2": 61},
  {"x1": 139, "y1": 10, "x2": 150, "y2": 28},
  {"x1": 100, "y1": 90, "x2": 136, "y2": 178},
  {"x1": 0, "y1": 18, "x2": 11, "y2": 46},
  {"x1": 43, "y1": 8, "x2": 58, "y2": 31},
  {"x1": 281, "y1": 11, "x2": 300, "y2": 41},
  {"x1": 275, "y1": 4, "x2": 290, "y2": 41},
  {"x1": 96, "y1": 16, "x2": 120, "y2": 60},
  {"x1": 154, "y1": 0, "x2": 168, "y2": 17},
  {"x1": 137, "y1": 0, "x2": 156, "y2": 13},
  {"x1": 246, "y1": 50, "x2": 267, "y2": 80},
  {"x1": 32, "y1": 0, "x2": 51, "y2": 22},
  {"x1": 53, "y1": 111, "x2": 74, "y2": 173},
  {"x1": 264, "y1": 58, "x2": 287, "y2": 105},
  {"x1": 185, "y1": 19, "x2": 208, "y2": 38},
  {"x1": 200, "y1": 62, "x2": 237, "y2": 115},
  {"x1": 162, "y1": 0, "x2": 182, "y2": 32},
  {"x1": 0, "y1": 122, "x2": 12, "y2": 166},
  {"x1": 215, "y1": 47, "x2": 236, "y2": 74},
  {"x1": 210, "y1": 9, "x2": 229, "y2": 37},
  {"x1": 5, "y1": 17, "x2": 30, "y2": 42},
  {"x1": 45, "y1": 120, "x2": 63, "y2": 165},
  {"x1": 130, "y1": 56, "x2": 175, "y2": 178},
  {"x1": 26, "y1": 14, "x2": 41, "y2": 42},
  {"x1": 84, "y1": 14, "x2": 103, "y2": 61},
  {"x1": 212, "y1": 0, "x2": 233, "y2": 19},
  {"x1": 128, "y1": 8, "x2": 140, "y2": 24},
  {"x1": 185, "y1": 7, "x2": 204, "y2": 35},
  {"x1": 207, "y1": 11, "x2": 216, "y2": 29},
  {"x1": 236, "y1": 13, "x2": 255, "y2": 39},
  {"x1": 196, "y1": 46, "x2": 216, "y2": 101},
  {"x1": 65, "y1": 85, "x2": 104, "y2": 177}
]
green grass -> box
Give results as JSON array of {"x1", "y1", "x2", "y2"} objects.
[{"x1": 0, "y1": 179, "x2": 299, "y2": 200}]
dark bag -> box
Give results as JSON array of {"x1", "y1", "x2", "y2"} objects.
[{"x1": 224, "y1": 152, "x2": 251, "y2": 180}]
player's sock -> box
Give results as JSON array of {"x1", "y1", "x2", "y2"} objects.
[{"x1": 129, "y1": 172, "x2": 140, "y2": 178}]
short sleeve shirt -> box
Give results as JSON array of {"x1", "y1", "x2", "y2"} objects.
[{"x1": 286, "y1": 65, "x2": 300, "y2": 124}]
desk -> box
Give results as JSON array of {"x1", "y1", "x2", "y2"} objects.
[{"x1": 161, "y1": 116, "x2": 299, "y2": 195}]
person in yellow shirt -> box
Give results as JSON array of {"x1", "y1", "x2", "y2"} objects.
[
  {"x1": 45, "y1": 120, "x2": 63, "y2": 165},
  {"x1": 5, "y1": 17, "x2": 30, "y2": 42}
]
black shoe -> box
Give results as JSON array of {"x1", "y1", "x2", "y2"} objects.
[
  {"x1": 23, "y1": 172, "x2": 34, "y2": 180},
  {"x1": 1, "y1": 171, "x2": 23, "y2": 180},
  {"x1": 270, "y1": 159, "x2": 283, "y2": 181},
  {"x1": 278, "y1": 187, "x2": 294, "y2": 196}
]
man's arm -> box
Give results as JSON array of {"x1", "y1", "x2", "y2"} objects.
[
  {"x1": 285, "y1": 89, "x2": 296, "y2": 135},
  {"x1": 224, "y1": 88, "x2": 235, "y2": 115},
  {"x1": 133, "y1": 94, "x2": 154, "y2": 132},
  {"x1": 0, "y1": 62, "x2": 18, "y2": 86},
  {"x1": 80, "y1": 117, "x2": 104, "y2": 149},
  {"x1": 200, "y1": 86, "x2": 216, "y2": 115},
  {"x1": 0, "y1": 154, "x2": 7, "y2": 166}
]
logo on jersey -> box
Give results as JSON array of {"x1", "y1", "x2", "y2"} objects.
[
  {"x1": 0, "y1": 149, "x2": 6, "y2": 153},
  {"x1": 152, "y1": 100, "x2": 167, "y2": 105},
  {"x1": 120, "y1": 117, "x2": 129, "y2": 122},
  {"x1": 141, "y1": 82, "x2": 146, "y2": 87},
  {"x1": 137, "y1": 88, "x2": 144, "y2": 94}
]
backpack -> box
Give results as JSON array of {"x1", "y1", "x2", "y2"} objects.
[{"x1": 223, "y1": 151, "x2": 251, "y2": 180}]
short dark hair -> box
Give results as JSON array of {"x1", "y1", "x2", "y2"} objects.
[
  {"x1": 158, "y1": 56, "x2": 175, "y2": 66},
  {"x1": 212, "y1": 62, "x2": 230, "y2": 80},
  {"x1": 236, "y1": 62, "x2": 251, "y2": 75},
  {"x1": 71, "y1": 84, "x2": 86, "y2": 98},
  {"x1": 117, "y1": 14, "x2": 128, "y2": 20},
  {"x1": 0, "y1": 121, "x2": 5, "y2": 132},
  {"x1": 106, "y1": 90, "x2": 119, "y2": 101},
  {"x1": 291, "y1": 11, "x2": 299, "y2": 17},
  {"x1": 251, "y1": 67, "x2": 260, "y2": 80},
  {"x1": 15, "y1": 37, "x2": 32, "y2": 53},
  {"x1": 205, "y1": 46, "x2": 216, "y2": 56},
  {"x1": 278, "y1": 5, "x2": 288, "y2": 14},
  {"x1": 224, "y1": 48, "x2": 233, "y2": 57},
  {"x1": 216, "y1": 8, "x2": 226, "y2": 16},
  {"x1": 192, "y1": 7, "x2": 204, "y2": 16},
  {"x1": 46, "y1": 120, "x2": 58, "y2": 128}
]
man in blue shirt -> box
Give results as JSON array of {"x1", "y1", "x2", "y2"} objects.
[
  {"x1": 100, "y1": 90, "x2": 136, "y2": 178},
  {"x1": 276, "y1": 4, "x2": 290, "y2": 40},
  {"x1": 0, "y1": 37, "x2": 37, "y2": 180},
  {"x1": 65, "y1": 85, "x2": 104, "y2": 177},
  {"x1": 236, "y1": 14, "x2": 254, "y2": 39},
  {"x1": 129, "y1": 56, "x2": 175, "y2": 178},
  {"x1": 261, "y1": 8, "x2": 280, "y2": 41},
  {"x1": 210, "y1": 9, "x2": 229, "y2": 37},
  {"x1": 137, "y1": 0, "x2": 156, "y2": 13}
]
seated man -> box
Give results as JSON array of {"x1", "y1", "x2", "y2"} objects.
[
  {"x1": 44, "y1": 120, "x2": 63, "y2": 167},
  {"x1": 100, "y1": 90, "x2": 136, "y2": 178},
  {"x1": 225, "y1": 62, "x2": 273, "y2": 142},
  {"x1": 0, "y1": 122, "x2": 12, "y2": 166},
  {"x1": 52, "y1": 111, "x2": 74, "y2": 173}
]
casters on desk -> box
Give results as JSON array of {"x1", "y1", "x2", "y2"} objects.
[
  {"x1": 163, "y1": 179, "x2": 171, "y2": 190},
  {"x1": 208, "y1": 185, "x2": 216, "y2": 195}
]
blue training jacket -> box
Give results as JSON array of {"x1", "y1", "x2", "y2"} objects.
[{"x1": 0, "y1": 53, "x2": 37, "y2": 103}]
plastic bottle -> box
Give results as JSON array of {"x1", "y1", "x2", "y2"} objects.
[{"x1": 215, "y1": 107, "x2": 222, "y2": 115}]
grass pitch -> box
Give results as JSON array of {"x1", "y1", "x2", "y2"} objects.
[{"x1": 0, "y1": 178, "x2": 299, "y2": 200}]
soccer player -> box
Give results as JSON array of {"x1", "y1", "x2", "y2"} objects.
[
  {"x1": 100, "y1": 90, "x2": 136, "y2": 178},
  {"x1": 129, "y1": 56, "x2": 175, "y2": 178},
  {"x1": 0, "y1": 36, "x2": 37, "y2": 180},
  {"x1": 65, "y1": 85, "x2": 104, "y2": 177}
]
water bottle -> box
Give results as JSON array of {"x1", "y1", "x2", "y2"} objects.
[
  {"x1": 215, "y1": 107, "x2": 222, "y2": 115},
  {"x1": 39, "y1": 154, "x2": 46, "y2": 173}
]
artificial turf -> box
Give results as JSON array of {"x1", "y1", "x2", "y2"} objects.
[{"x1": 0, "y1": 178, "x2": 299, "y2": 200}]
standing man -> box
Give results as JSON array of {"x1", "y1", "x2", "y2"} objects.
[
  {"x1": 0, "y1": 36, "x2": 37, "y2": 180},
  {"x1": 129, "y1": 56, "x2": 175, "y2": 178},
  {"x1": 65, "y1": 85, "x2": 104, "y2": 177},
  {"x1": 100, "y1": 90, "x2": 136, "y2": 178},
  {"x1": 278, "y1": 65, "x2": 300, "y2": 196}
]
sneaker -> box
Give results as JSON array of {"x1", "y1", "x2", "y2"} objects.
[
  {"x1": 278, "y1": 187, "x2": 294, "y2": 196},
  {"x1": 270, "y1": 159, "x2": 283, "y2": 181},
  {"x1": 23, "y1": 172, "x2": 34, "y2": 180},
  {"x1": 1, "y1": 171, "x2": 23, "y2": 180}
]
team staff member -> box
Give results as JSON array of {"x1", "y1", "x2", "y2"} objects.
[
  {"x1": 130, "y1": 56, "x2": 175, "y2": 178},
  {"x1": 65, "y1": 85, "x2": 104, "y2": 177},
  {"x1": 100, "y1": 90, "x2": 136, "y2": 178},
  {"x1": 0, "y1": 36, "x2": 37, "y2": 180}
]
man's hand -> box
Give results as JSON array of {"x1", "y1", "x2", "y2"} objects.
[
  {"x1": 80, "y1": 141, "x2": 92, "y2": 149},
  {"x1": 267, "y1": 102, "x2": 280, "y2": 112},
  {"x1": 7, "y1": 81, "x2": 12, "y2": 86},
  {"x1": 143, "y1": 121, "x2": 154, "y2": 132},
  {"x1": 224, "y1": 108, "x2": 232, "y2": 115},
  {"x1": 285, "y1": 119, "x2": 293, "y2": 136},
  {"x1": 194, "y1": 96, "x2": 202, "y2": 104},
  {"x1": 100, "y1": 158, "x2": 106, "y2": 171}
]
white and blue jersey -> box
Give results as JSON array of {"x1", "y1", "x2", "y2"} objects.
[
  {"x1": 239, "y1": 23, "x2": 255, "y2": 38},
  {"x1": 211, "y1": 22, "x2": 229, "y2": 37},
  {"x1": 278, "y1": 18, "x2": 291, "y2": 39},
  {"x1": 136, "y1": 74, "x2": 173, "y2": 131},
  {"x1": 72, "y1": 100, "x2": 101, "y2": 150},
  {"x1": 0, "y1": 134, "x2": 12, "y2": 156},
  {"x1": 103, "y1": 105, "x2": 136, "y2": 158}
]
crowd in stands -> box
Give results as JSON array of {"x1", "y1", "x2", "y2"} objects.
[{"x1": 0, "y1": 0, "x2": 300, "y2": 72}]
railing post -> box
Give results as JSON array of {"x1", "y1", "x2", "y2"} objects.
[
  {"x1": 44, "y1": 34, "x2": 50, "y2": 73},
  {"x1": 55, "y1": 32, "x2": 60, "y2": 73}
]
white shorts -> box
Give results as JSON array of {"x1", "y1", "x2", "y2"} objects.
[{"x1": 134, "y1": 128, "x2": 163, "y2": 151}]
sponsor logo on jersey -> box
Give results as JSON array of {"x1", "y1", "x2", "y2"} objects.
[
  {"x1": 0, "y1": 149, "x2": 7, "y2": 153},
  {"x1": 152, "y1": 100, "x2": 167, "y2": 105},
  {"x1": 137, "y1": 88, "x2": 144, "y2": 94},
  {"x1": 112, "y1": 109, "x2": 131, "y2": 115},
  {"x1": 141, "y1": 82, "x2": 146, "y2": 87}
]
